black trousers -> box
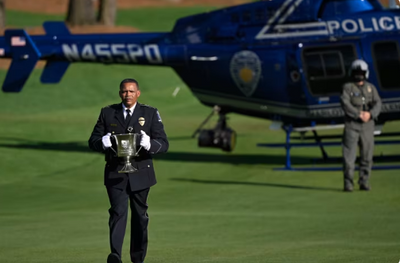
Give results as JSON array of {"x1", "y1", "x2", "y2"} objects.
[{"x1": 106, "y1": 184, "x2": 150, "y2": 263}]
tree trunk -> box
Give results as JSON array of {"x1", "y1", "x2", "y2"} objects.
[
  {"x1": 0, "y1": 0, "x2": 5, "y2": 29},
  {"x1": 97, "y1": 0, "x2": 116, "y2": 26},
  {"x1": 66, "y1": 0, "x2": 96, "y2": 26}
]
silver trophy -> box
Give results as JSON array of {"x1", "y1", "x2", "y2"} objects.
[{"x1": 110, "y1": 132, "x2": 142, "y2": 173}]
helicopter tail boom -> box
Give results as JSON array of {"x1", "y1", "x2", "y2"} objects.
[{"x1": 0, "y1": 22, "x2": 181, "y2": 92}]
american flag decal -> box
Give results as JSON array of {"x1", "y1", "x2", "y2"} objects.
[{"x1": 11, "y1": 36, "x2": 26, "y2": 46}]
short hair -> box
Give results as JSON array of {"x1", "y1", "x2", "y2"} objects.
[{"x1": 119, "y1": 78, "x2": 140, "y2": 90}]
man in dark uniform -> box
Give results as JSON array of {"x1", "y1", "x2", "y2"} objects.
[
  {"x1": 88, "y1": 78, "x2": 168, "y2": 263},
  {"x1": 340, "y1": 59, "x2": 381, "y2": 192}
]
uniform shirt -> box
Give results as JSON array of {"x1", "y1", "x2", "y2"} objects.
[
  {"x1": 122, "y1": 103, "x2": 136, "y2": 119},
  {"x1": 340, "y1": 81, "x2": 382, "y2": 129}
]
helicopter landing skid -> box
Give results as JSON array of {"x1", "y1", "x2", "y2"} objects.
[{"x1": 258, "y1": 124, "x2": 400, "y2": 171}]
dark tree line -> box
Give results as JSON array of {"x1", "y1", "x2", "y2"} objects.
[
  {"x1": 0, "y1": 0, "x2": 5, "y2": 29},
  {"x1": 66, "y1": 0, "x2": 116, "y2": 26},
  {"x1": 0, "y1": 0, "x2": 116, "y2": 30}
]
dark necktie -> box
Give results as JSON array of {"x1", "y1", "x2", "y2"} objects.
[{"x1": 125, "y1": 109, "x2": 132, "y2": 124}]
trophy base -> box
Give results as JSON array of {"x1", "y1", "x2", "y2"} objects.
[{"x1": 118, "y1": 163, "x2": 138, "y2": 173}]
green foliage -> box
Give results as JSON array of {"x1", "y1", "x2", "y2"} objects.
[
  {"x1": 1, "y1": 6, "x2": 400, "y2": 263},
  {"x1": 117, "y1": 7, "x2": 218, "y2": 31}
]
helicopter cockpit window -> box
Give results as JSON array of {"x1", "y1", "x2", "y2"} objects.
[
  {"x1": 318, "y1": 0, "x2": 375, "y2": 18},
  {"x1": 373, "y1": 42, "x2": 400, "y2": 90},
  {"x1": 303, "y1": 45, "x2": 356, "y2": 96}
]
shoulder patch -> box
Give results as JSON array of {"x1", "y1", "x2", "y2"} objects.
[{"x1": 156, "y1": 111, "x2": 162, "y2": 122}]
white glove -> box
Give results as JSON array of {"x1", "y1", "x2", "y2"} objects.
[
  {"x1": 102, "y1": 133, "x2": 112, "y2": 149},
  {"x1": 140, "y1": 130, "x2": 151, "y2": 151}
]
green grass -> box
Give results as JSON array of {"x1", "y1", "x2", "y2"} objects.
[
  {"x1": 5, "y1": 10, "x2": 63, "y2": 27},
  {"x1": 1, "y1": 6, "x2": 400, "y2": 263}
]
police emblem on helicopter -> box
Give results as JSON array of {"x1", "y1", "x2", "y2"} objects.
[{"x1": 229, "y1": 50, "x2": 262, "y2": 97}]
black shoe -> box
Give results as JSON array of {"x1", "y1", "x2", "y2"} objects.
[
  {"x1": 344, "y1": 184, "x2": 353, "y2": 192},
  {"x1": 344, "y1": 186, "x2": 353, "y2": 192},
  {"x1": 107, "y1": 253, "x2": 122, "y2": 263},
  {"x1": 359, "y1": 184, "x2": 370, "y2": 191}
]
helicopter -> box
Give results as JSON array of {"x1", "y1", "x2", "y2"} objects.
[{"x1": 2, "y1": 0, "x2": 400, "y2": 154}]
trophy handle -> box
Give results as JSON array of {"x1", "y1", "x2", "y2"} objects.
[
  {"x1": 136, "y1": 145, "x2": 143, "y2": 155},
  {"x1": 136, "y1": 133, "x2": 143, "y2": 155},
  {"x1": 133, "y1": 133, "x2": 142, "y2": 156},
  {"x1": 110, "y1": 135, "x2": 118, "y2": 155}
]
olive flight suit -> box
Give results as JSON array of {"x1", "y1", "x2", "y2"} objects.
[{"x1": 340, "y1": 81, "x2": 382, "y2": 189}]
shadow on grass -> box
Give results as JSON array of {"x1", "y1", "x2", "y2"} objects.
[
  {"x1": 1, "y1": 137, "x2": 399, "y2": 166},
  {"x1": 0, "y1": 137, "x2": 310, "y2": 165},
  {"x1": 167, "y1": 135, "x2": 194, "y2": 141},
  {"x1": 171, "y1": 178, "x2": 341, "y2": 192},
  {"x1": 0, "y1": 140, "x2": 310, "y2": 165},
  {"x1": 155, "y1": 152, "x2": 312, "y2": 165},
  {"x1": 0, "y1": 139, "x2": 92, "y2": 153}
]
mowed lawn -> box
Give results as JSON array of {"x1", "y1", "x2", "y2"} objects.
[{"x1": 1, "y1": 6, "x2": 400, "y2": 263}]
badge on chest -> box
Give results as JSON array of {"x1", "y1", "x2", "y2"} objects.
[{"x1": 139, "y1": 117, "x2": 145, "y2": 126}]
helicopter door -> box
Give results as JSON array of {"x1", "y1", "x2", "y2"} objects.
[
  {"x1": 301, "y1": 44, "x2": 359, "y2": 97},
  {"x1": 177, "y1": 47, "x2": 214, "y2": 90},
  {"x1": 361, "y1": 37, "x2": 400, "y2": 95}
]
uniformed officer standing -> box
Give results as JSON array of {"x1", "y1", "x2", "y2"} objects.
[
  {"x1": 88, "y1": 78, "x2": 168, "y2": 263},
  {"x1": 340, "y1": 59, "x2": 381, "y2": 192}
]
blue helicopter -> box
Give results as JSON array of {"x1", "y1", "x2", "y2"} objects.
[{"x1": 1, "y1": 0, "x2": 400, "y2": 155}]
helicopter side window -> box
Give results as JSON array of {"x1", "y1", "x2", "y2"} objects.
[
  {"x1": 242, "y1": 10, "x2": 252, "y2": 23},
  {"x1": 266, "y1": 8, "x2": 275, "y2": 18},
  {"x1": 303, "y1": 45, "x2": 356, "y2": 96},
  {"x1": 373, "y1": 42, "x2": 400, "y2": 90},
  {"x1": 305, "y1": 54, "x2": 324, "y2": 78},
  {"x1": 304, "y1": 51, "x2": 344, "y2": 80},
  {"x1": 255, "y1": 8, "x2": 266, "y2": 23},
  {"x1": 324, "y1": 53, "x2": 343, "y2": 76},
  {"x1": 231, "y1": 13, "x2": 239, "y2": 23}
]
